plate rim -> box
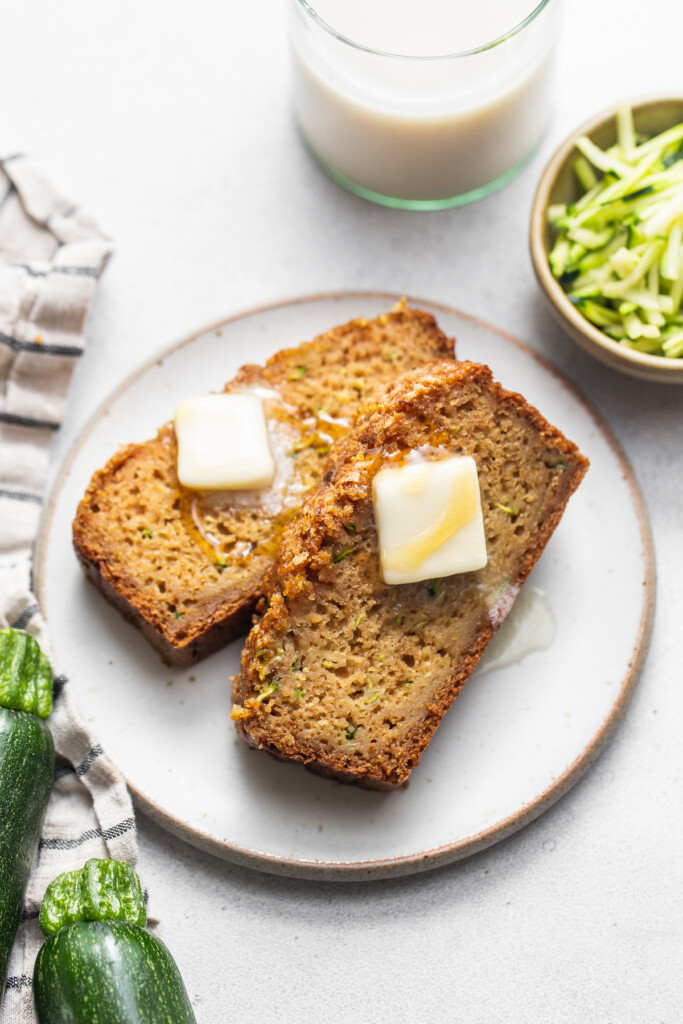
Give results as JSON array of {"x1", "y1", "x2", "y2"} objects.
[{"x1": 35, "y1": 290, "x2": 656, "y2": 881}]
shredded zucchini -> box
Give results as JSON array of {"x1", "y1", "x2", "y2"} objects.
[{"x1": 548, "y1": 105, "x2": 683, "y2": 358}]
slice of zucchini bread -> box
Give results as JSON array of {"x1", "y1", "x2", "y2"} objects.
[
  {"x1": 232, "y1": 360, "x2": 589, "y2": 789},
  {"x1": 73, "y1": 305, "x2": 454, "y2": 666}
]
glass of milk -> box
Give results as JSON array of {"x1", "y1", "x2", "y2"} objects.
[{"x1": 289, "y1": 0, "x2": 560, "y2": 209}]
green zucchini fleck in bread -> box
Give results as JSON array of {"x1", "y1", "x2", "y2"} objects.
[
  {"x1": 232, "y1": 360, "x2": 589, "y2": 789},
  {"x1": 72, "y1": 305, "x2": 454, "y2": 666}
]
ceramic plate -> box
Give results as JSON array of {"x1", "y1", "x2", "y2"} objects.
[{"x1": 36, "y1": 293, "x2": 655, "y2": 880}]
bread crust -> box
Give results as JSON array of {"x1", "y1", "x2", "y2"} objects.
[{"x1": 233, "y1": 360, "x2": 589, "y2": 788}]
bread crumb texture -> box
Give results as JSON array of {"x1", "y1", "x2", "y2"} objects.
[
  {"x1": 233, "y1": 360, "x2": 589, "y2": 789},
  {"x1": 72, "y1": 305, "x2": 454, "y2": 665}
]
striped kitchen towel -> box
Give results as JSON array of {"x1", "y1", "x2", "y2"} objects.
[{"x1": 0, "y1": 155, "x2": 141, "y2": 1023}]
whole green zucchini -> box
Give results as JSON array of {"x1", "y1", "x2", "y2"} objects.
[
  {"x1": 34, "y1": 859, "x2": 197, "y2": 1024},
  {"x1": 0, "y1": 628, "x2": 54, "y2": 999}
]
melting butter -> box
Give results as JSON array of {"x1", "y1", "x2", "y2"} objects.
[
  {"x1": 373, "y1": 455, "x2": 487, "y2": 585},
  {"x1": 175, "y1": 393, "x2": 275, "y2": 491},
  {"x1": 401, "y1": 465, "x2": 430, "y2": 497},
  {"x1": 317, "y1": 409, "x2": 351, "y2": 429}
]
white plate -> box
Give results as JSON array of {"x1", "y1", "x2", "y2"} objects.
[{"x1": 36, "y1": 293, "x2": 655, "y2": 880}]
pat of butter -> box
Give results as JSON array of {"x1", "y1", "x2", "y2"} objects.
[
  {"x1": 174, "y1": 393, "x2": 275, "y2": 490},
  {"x1": 373, "y1": 455, "x2": 487, "y2": 585}
]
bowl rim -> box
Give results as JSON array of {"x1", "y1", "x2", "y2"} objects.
[{"x1": 530, "y1": 95, "x2": 683, "y2": 379}]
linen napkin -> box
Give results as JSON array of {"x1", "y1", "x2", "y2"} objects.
[{"x1": 0, "y1": 155, "x2": 141, "y2": 1023}]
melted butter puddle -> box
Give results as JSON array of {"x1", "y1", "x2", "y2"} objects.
[
  {"x1": 476, "y1": 586, "x2": 556, "y2": 676},
  {"x1": 176, "y1": 490, "x2": 223, "y2": 563},
  {"x1": 190, "y1": 497, "x2": 224, "y2": 558},
  {"x1": 296, "y1": 409, "x2": 349, "y2": 453},
  {"x1": 317, "y1": 409, "x2": 350, "y2": 430}
]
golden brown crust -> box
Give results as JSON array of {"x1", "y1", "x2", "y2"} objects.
[
  {"x1": 73, "y1": 306, "x2": 454, "y2": 664},
  {"x1": 233, "y1": 360, "x2": 589, "y2": 788}
]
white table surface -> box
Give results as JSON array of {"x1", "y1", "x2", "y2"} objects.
[{"x1": 4, "y1": 1, "x2": 681, "y2": 1020}]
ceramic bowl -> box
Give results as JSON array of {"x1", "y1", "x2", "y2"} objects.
[{"x1": 530, "y1": 97, "x2": 683, "y2": 384}]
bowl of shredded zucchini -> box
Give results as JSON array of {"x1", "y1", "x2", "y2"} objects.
[{"x1": 530, "y1": 98, "x2": 683, "y2": 382}]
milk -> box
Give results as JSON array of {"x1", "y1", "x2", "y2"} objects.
[{"x1": 290, "y1": 0, "x2": 559, "y2": 205}]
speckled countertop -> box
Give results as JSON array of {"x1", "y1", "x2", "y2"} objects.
[{"x1": 4, "y1": 0, "x2": 681, "y2": 1020}]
